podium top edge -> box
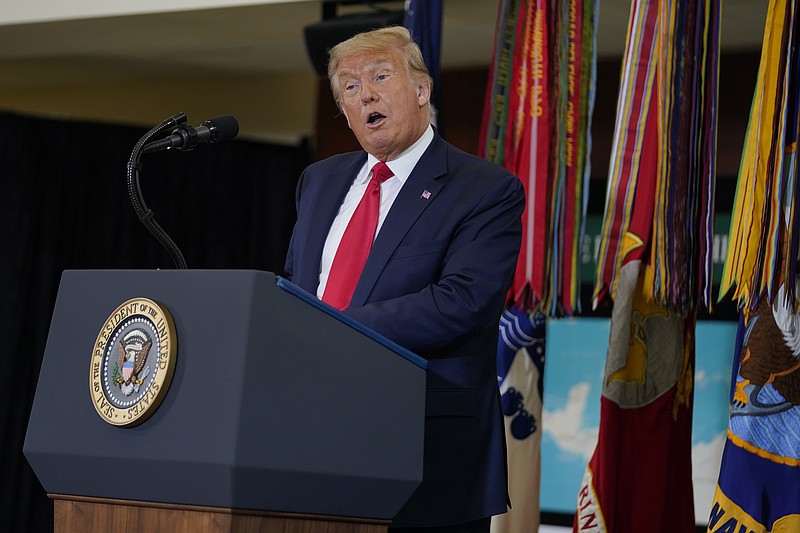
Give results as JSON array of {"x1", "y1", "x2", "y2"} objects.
[{"x1": 276, "y1": 277, "x2": 428, "y2": 371}]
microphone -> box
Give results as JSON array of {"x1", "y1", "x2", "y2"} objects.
[{"x1": 142, "y1": 115, "x2": 239, "y2": 153}]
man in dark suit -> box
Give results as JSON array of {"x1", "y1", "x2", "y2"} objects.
[{"x1": 284, "y1": 26, "x2": 525, "y2": 532}]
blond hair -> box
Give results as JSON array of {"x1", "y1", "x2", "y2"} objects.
[{"x1": 328, "y1": 26, "x2": 433, "y2": 104}]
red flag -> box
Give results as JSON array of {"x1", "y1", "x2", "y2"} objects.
[
  {"x1": 579, "y1": 0, "x2": 719, "y2": 530},
  {"x1": 575, "y1": 260, "x2": 696, "y2": 531}
]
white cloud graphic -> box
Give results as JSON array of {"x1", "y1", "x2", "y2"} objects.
[{"x1": 542, "y1": 382, "x2": 599, "y2": 461}]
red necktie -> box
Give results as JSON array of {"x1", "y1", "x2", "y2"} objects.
[{"x1": 322, "y1": 161, "x2": 394, "y2": 310}]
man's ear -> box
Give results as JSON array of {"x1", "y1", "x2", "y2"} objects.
[{"x1": 417, "y1": 81, "x2": 431, "y2": 107}]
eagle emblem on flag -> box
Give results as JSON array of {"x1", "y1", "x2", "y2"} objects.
[{"x1": 732, "y1": 283, "x2": 800, "y2": 418}]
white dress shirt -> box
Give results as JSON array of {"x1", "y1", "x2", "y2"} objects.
[{"x1": 317, "y1": 125, "x2": 435, "y2": 299}]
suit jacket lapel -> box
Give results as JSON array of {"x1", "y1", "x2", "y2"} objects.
[
  {"x1": 298, "y1": 153, "x2": 365, "y2": 292},
  {"x1": 350, "y1": 134, "x2": 448, "y2": 307}
]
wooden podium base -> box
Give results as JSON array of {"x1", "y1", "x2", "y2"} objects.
[{"x1": 52, "y1": 495, "x2": 391, "y2": 533}]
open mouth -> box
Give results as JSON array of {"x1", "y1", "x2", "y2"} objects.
[{"x1": 367, "y1": 112, "x2": 386, "y2": 125}]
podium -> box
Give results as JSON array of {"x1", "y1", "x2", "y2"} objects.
[{"x1": 24, "y1": 270, "x2": 427, "y2": 533}]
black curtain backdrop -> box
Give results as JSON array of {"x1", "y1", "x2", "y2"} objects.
[{"x1": 0, "y1": 111, "x2": 309, "y2": 532}]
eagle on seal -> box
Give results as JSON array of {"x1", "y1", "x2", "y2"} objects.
[{"x1": 117, "y1": 329, "x2": 152, "y2": 386}]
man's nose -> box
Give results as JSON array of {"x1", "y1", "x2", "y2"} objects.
[{"x1": 360, "y1": 81, "x2": 378, "y2": 103}]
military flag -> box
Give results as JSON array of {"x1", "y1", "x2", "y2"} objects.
[
  {"x1": 578, "y1": 0, "x2": 720, "y2": 531},
  {"x1": 480, "y1": 0, "x2": 597, "y2": 317},
  {"x1": 710, "y1": 0, "x2": 800, "y2": 530},
  {"x1": 479, "y1": 0, "x2": 599, "y2": 530},
  {"x1": 494, "y1": 307, "x2": 546, "y2": 532}
]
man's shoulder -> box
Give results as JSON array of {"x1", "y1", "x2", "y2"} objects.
[
  {"x1": 434, "y1": 137, "x2": 514, "y2": 176},
  {"x1": 441, "y1": 143, "x2": 518, "y2": 185}
]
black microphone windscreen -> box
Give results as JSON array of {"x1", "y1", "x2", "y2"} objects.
[{"x1": 207, "y1": 115, "x2": 239, "y2": 142}]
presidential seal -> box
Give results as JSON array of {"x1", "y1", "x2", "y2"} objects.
[{"x1": 89, "y1": 298, "x2": 177, "y2": 426}]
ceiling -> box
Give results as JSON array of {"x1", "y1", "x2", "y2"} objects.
[{"x1": 0, "y1": 0, "x2": 769, "y2": 90}]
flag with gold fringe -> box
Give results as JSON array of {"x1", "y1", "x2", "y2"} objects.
[
  {"x1": 577, "y1": 0, "x2": 719, "y2": 531},
  {"x1": 709, "y1": 0, "x2": 800, "y2": 530},
  {"x1": 479, "y1": 0, "x2": 598, "y2": 530}
]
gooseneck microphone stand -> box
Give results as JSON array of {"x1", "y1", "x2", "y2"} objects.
[{"x1": 127, "y1": 112, "x2": 189, "y2": 269}]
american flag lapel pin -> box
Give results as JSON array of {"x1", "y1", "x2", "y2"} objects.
[{"x1": 421, "y1": 190, "x2": 431, "y2": 200}]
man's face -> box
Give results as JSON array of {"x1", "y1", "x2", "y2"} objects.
[{"x1": 336, "y1": 49, "x2": 430, "y2": 161}]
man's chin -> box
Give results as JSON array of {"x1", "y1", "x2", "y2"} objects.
[{"x1": 359, "y1": 135, "x2": 394, "y2": 159}]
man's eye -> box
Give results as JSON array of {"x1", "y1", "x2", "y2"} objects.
[
  {"x1": 376, "y1": 73, "x2": 390, "y2": 81},
  {"x1": 345, "y1": 82, "x2": 358, "y2": 92}
]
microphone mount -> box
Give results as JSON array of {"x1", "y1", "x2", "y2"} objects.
[
  {"x1": 127, "y1": 113, "x2": 240, "y2": 269},
  {"x1": 126, "y1": 112, "x2": 190, "y2": 269}
]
